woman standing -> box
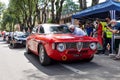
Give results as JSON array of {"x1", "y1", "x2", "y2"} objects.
[{"x1": 96, "y1": 18, "x2": 103, "y2": 46}]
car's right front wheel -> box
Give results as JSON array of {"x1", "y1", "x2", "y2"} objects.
[{"x1": 39, "y1": 45, "x2": 51, "y2": 66}]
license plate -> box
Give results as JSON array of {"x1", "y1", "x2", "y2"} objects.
[
  {"x1": 17, "y1": 41, "x2": 22, "y2": 43},
  {"x1": 73, "y1": 54, "x2": 82, "y2": 57}
]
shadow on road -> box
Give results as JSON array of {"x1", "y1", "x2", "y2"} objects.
[
  {"x1": 8, "y1": 44, "x2": 25, "y2": 50},
  {"x1": 24, "y1": 52, "x2": 73, "y2": 76},
  {"x1": 24, "y1": 52, "x2": 102, "y2": 76}
]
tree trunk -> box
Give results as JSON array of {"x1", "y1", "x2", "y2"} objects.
[
  {"x1": 91, "y1": 0, "x2": 99, "y2": 6},
  {"x1": 79, "y1": 0, "x2": 87, "y2": 10},
  {"x1": 51, "y1": 0, "x2": 55, "y2": 23},
  {"x1": 35, "y1": 0, "x2": 41, "y2": 24},
  {"x1": 55, "y1": 0, "x2": 65, "y2": 23},
  {"x1": 83, "y1": 0, "x2": 87, "y2": 9},
  {"x1": 79, "y1": 0, "x2": 82, "y2": 9}
]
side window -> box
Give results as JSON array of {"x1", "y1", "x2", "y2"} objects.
[
  {"x1": 39, "y1": 26, "x2": 44, "y2": 33},
  {"x1": 36, "y1": 28, "x2": 39, "y2": 33}
]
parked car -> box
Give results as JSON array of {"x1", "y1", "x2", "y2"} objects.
[
  {"x1": 26, "y1": 24, "x2": 98, "y2": 66},
  {"x1": 10, "y1": 31, "x2": 29, "y2": 48}
]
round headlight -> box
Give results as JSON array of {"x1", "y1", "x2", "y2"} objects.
[
  {"x1": 89, "y1": 43, "x2": 97, "y2": 50},
  {"x1": 57, "y1": 43, "x2": 66, "y2": 52},
  {"x1": 77, "y1": 42, "x2": 83, "y2": 52}
]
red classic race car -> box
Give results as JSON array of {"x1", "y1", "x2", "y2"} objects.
[{"x1": 26, "y1": 24, "x2": 98, "y2": 66}]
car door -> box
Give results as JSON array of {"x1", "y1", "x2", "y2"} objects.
[
  {"x1": 28, "y1": 27, "x2": 38, "y2": 53},
  {"x1": 33, "y1": 26, "x2": 45, "y2": 54}
]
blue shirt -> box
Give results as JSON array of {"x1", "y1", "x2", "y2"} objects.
[
  {"x1": 85, "y1": 26, "x2": 93, "y2": 36},
  {"x1": 73, "y1": 27, "x2": 86, "y2": 36}
]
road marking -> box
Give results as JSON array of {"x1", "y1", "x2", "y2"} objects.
[{"x1": 61, "y1": 64, "x2": 89, "y2": 75}]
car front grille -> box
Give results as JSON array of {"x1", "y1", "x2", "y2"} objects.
[
  {"x1": 66, "y1": 42, "x2": 90, "y2": 49},
  {"x1": 82, "y1": 42, "x2": 90, "y2": 48},
  {"x1": 22, "y1": 40, "x2": 26, "y2": 45},
  {"x1": 66, "y1": 42, "x2": 77, "y2": 49}
]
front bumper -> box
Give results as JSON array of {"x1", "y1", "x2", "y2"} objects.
[
  {"x1": 13, "y1": 40, "x2": 26, "y2": 46},
  {"x1": 48, "y1": 48, "x2": 96, "y2": 61}
]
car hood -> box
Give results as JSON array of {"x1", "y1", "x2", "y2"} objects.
[
  {"x1": 15, "y1": 37, "x2": 27, "y2": 40},
  {"x1": 47, "y1": 34, "x2": 98, "y2": 42}
]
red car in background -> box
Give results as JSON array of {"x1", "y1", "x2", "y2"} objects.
[{"x1": 26, "y1": 24, "x2": 98, "y2": 66}]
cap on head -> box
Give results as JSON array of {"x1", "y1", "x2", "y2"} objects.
[{"x1": 69, "y1": 25, "x2": 75, "y2": 29}]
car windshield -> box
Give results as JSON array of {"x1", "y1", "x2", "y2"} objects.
[
  {"x1": 45, "y1": 25, "x2": 71, "y2": 34},
  {"x1": 14, "y1": 32, "x2": 28, "y2": 38}
]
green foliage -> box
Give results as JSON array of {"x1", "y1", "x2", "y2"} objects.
[
  {"x1": 1, "y1": 10, "x2": 14, "y2": 31},
  {"x1": 1, "y1": 0, "x2": 82, "y2": 30},
  {"x1": 47, "y1": 18, "x2": 52, "y2": 23},
  {"x1": 0, "y1": 2, "x2": 5, "y2": 15},
  {"x1": 62, "y1": 0, "x2": 79, "y2": 15}
]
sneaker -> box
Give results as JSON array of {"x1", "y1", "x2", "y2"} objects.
[
  {"x1": 109, "y1": 54, "x2": 116, "y2": 58},
  {"x1": 104, "y1": 53, "x2": 109, "y2": 56},
  {"x1": 113, "y1": 57, "x2": 120, "y2": 60}
]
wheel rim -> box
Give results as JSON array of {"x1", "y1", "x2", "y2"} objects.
[{"x1": 40, "y1": 46, "x2": 45, "y2": 63}]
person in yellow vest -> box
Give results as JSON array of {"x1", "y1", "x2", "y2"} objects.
[
  {"x1": 101, "y1": 18, "x2": 112, "y2": 55},
  {"x1": 106, "y1": 20, "x2": 120, "y2": 60}
]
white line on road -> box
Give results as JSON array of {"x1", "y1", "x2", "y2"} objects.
[{"x1": 61, "y1": 64, "x2": 89, "y2": 75}]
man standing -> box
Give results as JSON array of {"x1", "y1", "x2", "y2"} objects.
[
  {"x1": 106, "y1": 20, "x2": 120, "y2": 60},
  {"x1": 102, "y1": 18, "x2": 112, "y2": 55}
]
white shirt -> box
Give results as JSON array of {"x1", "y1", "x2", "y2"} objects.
[{"x1": 73, "y1": 27, "x2": 86, "y2": 36}]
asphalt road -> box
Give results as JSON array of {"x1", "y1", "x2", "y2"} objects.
[{"x1": 0, "y1": 37, "x2": 120, "y2": 80}]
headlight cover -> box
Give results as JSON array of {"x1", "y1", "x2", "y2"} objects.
[
  {"x1": 57, "y1": 43, "x2": 66, "y2": 52},
  {"x1": 89, "y1": 43, "x2": 97, "y2": 50},
  {"x1": 77, "y1": 42, "x2": 83, "y2": 52}
]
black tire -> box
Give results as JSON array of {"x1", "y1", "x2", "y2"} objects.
[
  {"x1": 84, "y1": 55, "x2": 94, "y2": 62},
  {"x1": 39, "y1": 45, "x2": 51, "y2": 66},
  {"x1": 10, "y1": 42, "x2": 17, "y2": 48},
  {"x1": 26, "y1": 44, "x2": 31, "y2": 54},
  {"x1": 10, "y1": 42, "x2": 12, "y2": 46}
]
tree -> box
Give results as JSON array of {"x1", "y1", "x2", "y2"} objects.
[
  {"x1": 1, "y1": 0, "x2": 67, "y2": 30},
  {"x1": 91, "y1": 0, "x2": 99, "y2": 6},
  {"x1": 0, "y1": 2, "x2": 8, "y2": 30},
  {"x1": 0, "y1": 2, "x2": 5, "y2": 15},
  {"x1": 55, "y1": 0, "x2": 65, "y2": 23},
  {"x1": 51, "y1": 0, "x2": 55, "y2": 23},
  {"x1": 50, "y1": 0, "x2": 65, "y2": 23},
  {"x1": 62, "y1": 0, "x2": 79, "y2": 15},
  {"x1": 1, "y1": 10, "x2": 16, "y2": 31},
  {"x1": 8, "y1": 0, "x2": 39, "y2": 31},
  {"x1": 78, "y1": 0, "x2": 87, "y2": 10},
  {"x1": 39, "y1": 0, "x2": 50, "y2": 23}
]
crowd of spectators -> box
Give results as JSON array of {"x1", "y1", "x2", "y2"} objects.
[{"x1": 68, "y1": 17, "x2": 120, "y2": 60}]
